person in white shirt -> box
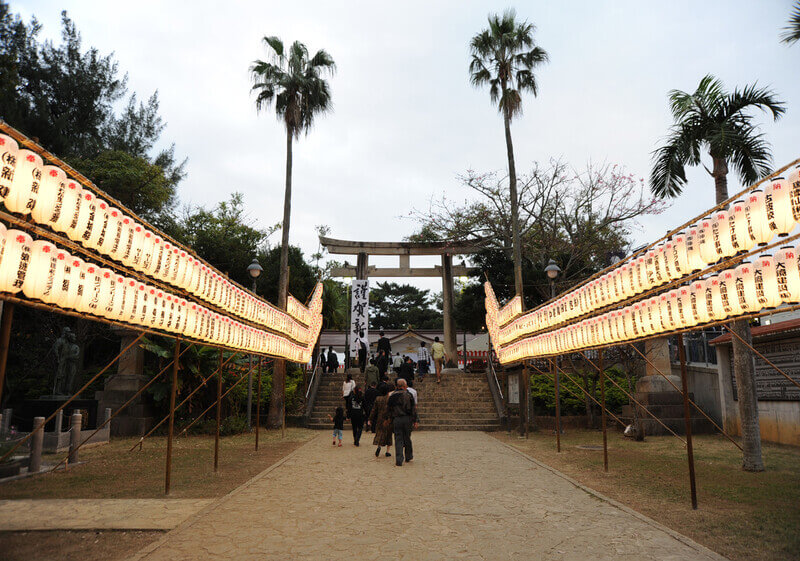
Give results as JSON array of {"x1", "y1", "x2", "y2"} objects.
[
  {"x1": 392, "y1": 352, "x2": 403, "y2": 373},
  {"x1": 342, "y1": 373, "x2": 356, "y2": 418},
  {"x1": 417, "y1": 342, "x2": 431, "y2": 380},
  {"x1": 406, "y1": 380, "x2": 418, "y2": 404}
]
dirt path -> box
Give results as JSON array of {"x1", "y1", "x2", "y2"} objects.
[{"x1": 129, "y1": 431, "x2": 727, "y2": 561}]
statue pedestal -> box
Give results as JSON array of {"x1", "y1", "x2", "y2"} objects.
[{"x1": 95, "y1": 327, "x2": 154, "y2": 436}]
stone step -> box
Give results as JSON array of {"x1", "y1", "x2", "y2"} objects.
[{"x1": 306, "y1": 423, "x2": 501, "y2": 431}]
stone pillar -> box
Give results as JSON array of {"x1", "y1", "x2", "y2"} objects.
[
  {"x1": 638, "y1": 337, "x2": 681, "y2": 391},
  {"x1": 53, "y1": 409, "x2": 63, "y2": 436},
  {"x1": 634, "y1": 337, "x2": 686, "y2": 435},
  {"x1": 95, "y1": 327, "x2": 153, "y2": 436},
  {"x1": 68, "y1": 412, "x2": 82, "y2": 464},
  {"x1": 28, "y1": 416, "x2": 45, "y2": 472},
  {"x1": 356, "y1": 252, "x2": 368, "y2": 281},
  {"x1": 441, "y1": 254, "x2": 458, "y2": 368},
  {"x1": 1, "y1": 408, "x2": 10, "y2": 435}
]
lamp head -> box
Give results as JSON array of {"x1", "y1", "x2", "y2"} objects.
[
  {"x1": 544, "y1": 259, "x2": 561, "y2": 280},
  {"x1": 247, "y1": 258, "x2": 263, "y2": 279}
]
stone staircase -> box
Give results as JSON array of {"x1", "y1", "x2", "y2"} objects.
[{"x1": 307, "y1": 370, "x2": 502, "y2": 431}]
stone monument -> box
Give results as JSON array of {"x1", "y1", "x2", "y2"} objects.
[{"x1": 52, "y1": 327, "x2": 80, "y2": 396}]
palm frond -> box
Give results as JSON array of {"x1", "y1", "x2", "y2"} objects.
[
  {"x1": 781, "y1": 1, "x2": 800, "y2": 44},
  {"x1": 726, "y1": 123, "x2": 774, "y2": 184},
  {"x1": 262, "y1": 36, "x2": 284, "y2": 60},
  {"x1": 650, "y1": 127, "x2": 697, "y2": 198},
  {"x1": 721, "y1": 82, "x2": 786, "y2": 121}
]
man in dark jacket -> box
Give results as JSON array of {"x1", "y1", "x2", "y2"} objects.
[
  {"x1": 387, "y1": 378, "x2": 418, "y2": 466},
  {"x1": 326, "y1": 346, "x2": 339, "y2": 373},
  {"x1": 376, "y1": 350, "x2": 390, "y2": 377},
  {"x1": 377, "y1": 330, "x2": 391, "y2": 357},
  {"x1": 364, "y1": 381, "x2": 378, "y2": 433},
  {"x1": 397, "y1": 356, "x2": 415, "y2": 384}
]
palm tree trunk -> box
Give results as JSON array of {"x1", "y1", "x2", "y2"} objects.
[
  {"x1": 713, "y1": 156, "x2": 764, "y2": 471},
  {"x1": 503, "y1": 110, "x2": 524, "y2": 306},
  {"x1": 267, "y1": 129, "x2": 293, "y2": 429}
]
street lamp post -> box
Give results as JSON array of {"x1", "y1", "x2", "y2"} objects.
[
  {"x1": 544, "y1": 258, "x2": 563, "y2": 449},
  {"x1": 246, "y1": 258, "x2": 263, "y2": 431}
]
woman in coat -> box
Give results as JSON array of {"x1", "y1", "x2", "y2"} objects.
[{"x1": 368, "y1": 385, "x2": 392, "y2": 457}]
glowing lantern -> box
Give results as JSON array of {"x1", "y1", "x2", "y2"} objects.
[
  {"x1": 789, "y1": 165, "x2": 800, "y2": 223},
  {"x1": 65, "y1": 191, "x2": 95, "y2": 243},
  {"x1": 644, "y1": 248, "x2": 659, "y2": 289},
  {"x1": 697, "y1": 217, "x2": 720, "y2": 265},
  {"x1": 729, "y1": 200, "x2": 754, "y2": 253},
  {"x1": 120, "y1": 278, "x2": 139, "y2": 323},
  {"x1": 734, "y1": 261, "x2": 760, "y2": 312},
  {"x1": 111, "y1": 214, "x2": 134, "y2": 263},
  {"x1": 719, "y1": 268, "x2": 742, "y2": 316},
  {"x1": 21, "y1": 240, "x2": 59, "y2": 301},
  {"x1": 659, "y1": 292, "x2": 675, "y2": 331},
  {"x1": 6, "y1": 150, "x2": 42, "y2": 215},
  {"x1": 619, "y1": 263, "x2": 634, "y2": 298},
  {"x1": 775, "y1": 245, "x2": 800, "y2": 304},
  {"x1": 99, "y1": 207, "x2": 123, "y2": 257},
  {"x1": 0, "y1": 229, "x2": 32, "y2": 294},
  {"x1": 85, "y1": 199, "x2": 110, "y2": 252},
  {"x1": 77, "y1": 262, "x2": 103, "y2": 315},
  {"x1": 711, "y1": 210, "x2": 736, "y2": 258},
  {"x1": 685, "y1": 224, "x2": 705, "y2": 272},
  {"x1": 0, "y1": 134, "x2": 20, "y2": 202},
  {"x1": 745, "y1": 189, "x2": 772, "y2": 246},
  {"x1": 706, "y1": 275, "x2": 728, "y2": 320},
  {"x1": 691, "y1": 279, "x2": 711, "y2": 324},
  {"x1": 32, "y1": 166, "x2": 68, "y2": 228},
  {"x1": 139, "y1": 230, "x2": 155, "y2": 271},
  {"x1": 147, "y1": 236, "x2": 164, "y2": 277},
  {"x1": 678, "y1": 284, "x2": 697, "y2": 327},
  {"x1": 765, "y1": 176, "x2": 794, "y2": 237},
  {"x1": 633, "y1": 302, "x2": 648, "y2": 335},
  {"x1": 124, "y1": 222, "x2": 144, "y2": 268},
  {"x1": 96, "y1": 268, "x2": 119, "y2": 319},
  {"x1": 656, "y1": 243, "x2": 674, "y2": 282},
  {"x1": 63, "y1": 256, "x2": 85, "y2": 310},
  {"x1": 159, "y1": 241, "x2": 173, "y2": 281},
  {"x1": 663, "y1": 239, "x2": 678, "y2": 280},
  {"x1": 755, "y1": 254, "x2": 781, "y2": 309},
  {"x1": 53, "y1": 179, "x2": 83, "y2": 235},
  {"x1": 46, "y1": 248, "x2": 73, "y2": 308},
  {"x1": 670, "y1": 232, "x2": 690, "y2": 277}
]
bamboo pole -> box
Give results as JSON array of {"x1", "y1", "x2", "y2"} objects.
[
  {"x1": 255, "y1": 357, "x2": 262, "y2": 451},
  {"x1": 0, "y1": 302, "x2": 14, "y2": 406},
  {"x1": 183, "y1": 368, "x2": 251, "y2": 437},
  {"x1": 598, "y1": 349, "x2": 608, "y2": 472},
  {"x1": 551, "y1": 357, "x2": 562, "y2": 452},
  {"x1": 627, "y1": 343, "x2": 743, "y2": 451},
  {"x1": 677, "y1": 333, "x2": 699, "y2": 509},
  {"x1": 0, "y1": 331, "x2": 146, "y2": 463},
  {"x1": 215, "y1": 349, "x2": 222, "y2": 472},
  {"x1": 164, "y1": 339, "x2": 180, "y2": 495}
]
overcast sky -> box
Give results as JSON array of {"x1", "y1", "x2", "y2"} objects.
[{"x1": 18, "y1": 0, "x2": 800, "y2": 294}]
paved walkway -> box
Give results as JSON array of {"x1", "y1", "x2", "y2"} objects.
[
  {"x1": 130, "y1": 432, "x2": 726, "y2": 561},
  {"x1": 0, "y1": 499, "x2": 213, "y2": 530}
]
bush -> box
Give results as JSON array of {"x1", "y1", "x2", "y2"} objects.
[{"x1": 530, "y1": 365, "x2": 634, "y2": 416}]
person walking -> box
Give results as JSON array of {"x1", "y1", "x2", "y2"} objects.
[
  {"x1": 406, "y1": 379, "x2": 418, "y2": 404},
  {"x1": 342, "y1": 373, "x2": 356, "y2": 418},
  {"x1": 417, "y1": 341, "x2": 431, "y2": 381},
  {"x1": 364, "y1": 358, "x2": 380, "y2": 388},
  {"x1": 356, "y1": 332, "x2": 368, "y2": 374},
  {"x1": 431, "y1": 337, "x2": 447, "y2": 384},
  {"x1": 368, "y1": 385, "x2": 393, "y2": 458},
  {"x1": 364, "y1": 381, "x2": 378, "y2": 433},
  {"x1": 349, "y1": 386, "x2": 365, "y2": 446},
  {"x1": 319, "y1": 348, "x2": 327, "y2": 374},
  {"x1": 326, "y1": 346, "x2": 339, "y2": 374},
  {"x1": 392, "y1": 352, "x2": 403, "y2": 374},
  {"x1": 398, "y1": 357, "x2": 415, "y2": 383},
  {"x1": 377, "y1": 330, "x2": 391, "y2": 358},
  {"x1": 387, "y1": 378, "x2": 418, "y2": 466},
  {"x1": 327, "y1": 407, "x2": 345, "y2": 447},
  {"x1": 376, "y1": 349, "x2": 389, "y2": 378}
]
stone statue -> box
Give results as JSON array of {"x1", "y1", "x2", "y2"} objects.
[{"x1": 53, "y1": 327, "x2": 80, "y2": 396}]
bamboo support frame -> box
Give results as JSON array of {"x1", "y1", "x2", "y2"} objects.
[
  {"x1": 550, "y1": 358, "x2": 562, "y2": 451},
  {"x1": 598, "y1": 349, "x2": 608, "y2": 472},
  {"x1": 129, "y1": 351, "x2": 240, "y2": 452},
  {"x1": 255, "y1": 356, "x2": 262, "y2": 451},
  {"x1": 215, "y1": 350, "x2": 222, "y2": 472},
  {"x1": 52, "y1": 343, "x2": 195, "y2": 471},
  {"x1": 626, "y1": 343, "x2": 743, "y2": 450},
  {"x1": 677, "y1": 333, "x2": 699, "y2": 509},
  {"x1": 0, "y1": 331, "x2": 146, "y2": 463},
  {"x1": 180, "y1": 361, "x2": 256, "y2": 437},
  {"x1": 164, "y1": 339, "x2": 180, "y2": 495},
  {"x1": 0, "y1": 302, "x2": 14, "y2": 405}
]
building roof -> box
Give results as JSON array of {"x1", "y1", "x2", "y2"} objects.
[
  {"x1": 317, "y1": 329, "x2": 482, "y2": 350},
  {"x1": 709, "y1": 318, "x2": 800, "y2": 346}
]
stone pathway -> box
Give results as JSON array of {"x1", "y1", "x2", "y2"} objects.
[
  {"x1": 0, "y1": 499, "x2": 212, "y2": 530},
  {"x1": 130, "y1": 432, "x2": 726, "y2": 561}
]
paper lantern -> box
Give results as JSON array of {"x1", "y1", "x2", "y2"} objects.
[
  {"x1": 691, "y1": 279, "x2": 711, "y2": 324},
  {"x1": 765, "y1": 176, "x2": 794, "y2": 236},
  {"x1": 147, "y1": 236, "x2": 165, "y2": 277},
  {"x1": 655, "y1": 243, "x2": 671, "y2": 283},
  {"x1": 711, "y1": 210, "x2": 736, "y2": 258},
  {"x1": 729, "y1": 200, "x2": 755, "y2": 254},
  {"x1": 0, "y1": 229, "x2": 32, "y2": 294},
  {"x1": 706, "y1": 275, "x2": 727, "y2": 320},
  {"x1": 613, "y1": 310, "x2": 626, "y2": 341},
  {"x1": 789, "y1": 165, "x2": 800, "y2": 223},
  {"x1": 678, "y1": 284, "x2": 697, "y2": 327},
  {"x1": 6, "y1": 150, "x2": 42, "y2": 215},
  {"x1": 63, "y1": 256, "x2": 85, "y2": 310},
  {"x1": 719, "y1": 268, "x2": 743, "y2": 316},
  {"x1": 632, "y1": 302, "x2": 649, "y2": 335},
  {"x1": 0, "y1": 134, "x2": 20, "y2": 202},
  {"x1": 76, "y1": 262, "x2": 103, "y2": 315},
  {"x1": 111, "y1": 214, "x2": 134, "y2": 263},
  {"x1": 32, "y1": 166, "x2": 68, "y2": 228},
  {"x1": 670, "y1": 232, "x2": 690, "y2": 277},
  {"x1": 697, "y1": 217, "x2": 720, "y2": 265},
  {"x1": 46, "y1": 247, "x2": 73, "y2": 309},
  {"x1": 745, "y1": 189, "x2": 772, "y2": 246},
  {"x1": 119, "y1": 277, "x2": 139, "y2": 323},
  {"x1": 159, "y1": 241, "x2": 174, "y2": 281},
  {"x1": 21, "y1": 240, "x2": 59, "y2": 301},
  {"x1": 755, "y1": 254, "x2": 781, "y2": 309},
  {"x1": 644, "y1": 248, "x2": 659, "y2": 289},
  {"x1": 734, "y1": 261, "x2": 760, "y2": 313},
  {"x1": 99, "y1": 207, "x2": 124, "y2": 257},
  {"x1": 775, "y1": 245, "x2": 800, "y2": 304},
  {"x1": 84, "y1": 198, "x2": 110, "y2": 252},
  {"x1": 66, "y1": 191, "x2": 96, "y2": 243},
  {"x1": 53, "y1": 178, "x2": 83, "y2": 235},
  {"x1": 658, "y1": 292, "x2": 676, "y2": 331},
  {"x1": 685, "y1": 224, "x2": 705, "y2": 272},
  {"x1": 97, "y1": 268, "x2": 120, "y2": 319}
]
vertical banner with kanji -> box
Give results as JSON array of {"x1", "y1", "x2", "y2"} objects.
[{"x1": 350, "y1": 280, "x2": 369, "y2": 358}]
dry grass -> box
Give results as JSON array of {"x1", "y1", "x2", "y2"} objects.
[
  {"x1": 494, "y1": 428, "x2": 800, "y2": 561},
  {"x1": 0, "y1": 530, "x2": 162, "y2": 561},
  {"x1": 0, "y1": 427, "x2": 317, "y2": 499}
]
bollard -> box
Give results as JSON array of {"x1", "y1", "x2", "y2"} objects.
[
  {"x1": 53, "y1": 409, "x2": 63, "y2": 436},
  {"x1": 68, "y1": 413, "x2": 82, "y2": 465},
  {"x1": 1, "y1": 408, "x2": 11, "y2": 436},
  {"x1": 28, "y1": 416, "x2": 45, "y2": 473},
  {"x1": 104, "y1": 407, "x2": 112, "y2": 423}
]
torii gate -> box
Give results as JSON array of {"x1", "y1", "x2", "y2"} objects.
[{"x1": 320, "y1": 237, "x2": 486, "y2": 367}]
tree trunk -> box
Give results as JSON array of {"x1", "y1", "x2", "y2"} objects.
[
  {"x1": 502, "y1": 109, "x2": 524, "y2": 307},
  {"x1": 267, "y1": 130, "x2": 294, "y2": 429},
  {"x1": 713, "y1": 156, "x2": 764, "y2": 471}
]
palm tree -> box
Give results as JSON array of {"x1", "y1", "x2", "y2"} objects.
[
  {"x1": 650, "y1": 74, "x2": 784, "y2": 472},
  {"x1": 781, "y1": 1, "x2": 800, "y2": 45},
  {"x1": 469, "y1": 9, "x2": 548, "y2": 306},
  {"x1": 251, "y1": 37, "x2": 335, "y2": 428}
]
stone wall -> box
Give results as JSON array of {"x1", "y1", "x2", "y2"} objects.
[{"x1": 670, "y1": 363, "x2": 722, "y2": 425}]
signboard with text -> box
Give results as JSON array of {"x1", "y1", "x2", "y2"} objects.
[{"x1": 350, "y1": 280, "x2": 369, "y2": 358}]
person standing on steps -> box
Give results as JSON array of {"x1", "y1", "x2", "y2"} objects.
[
  {"x1": 398, "y1": 356, "x2": 415, "y2": 383},
  {"x1": 387, "y1": 378, "x2": 418, "y2": 466},
  {"x1": 368, "y1": 384, "x2": 393, "y2": 458},
  {"x1": 327, "y1": 346, "x2": 339, "y2": 374},
  {"x1": 406, "y1": 379, "x2": 418, "y2": 404},
  {"x1": 364, "y1": 358, "x2": 379, "y2": 389},
  {"x1": 349, "y1": 386, "x2": 365, "y2": 446},
  {"x1": 377, "y1": 330, "x2": 391, "y2": 361},
  {"x1": 319, "y1": 348, "x2": 327, "y2": 374},
  {"x1": 431, "y1": 337, "x2": 447, "y2": 384},
  {"x1": 392, "y1": 352, "x2": 403, "y2": 374},
  {"x1": 342, "y1": 373, "x2": 356, "y2": 418},
  {"x1": 364, "y1": 381, "x2": 378, "y2": 433},
  {"x1": 356, "y1": 331, "x2": 368, "y2": 374},
  {"x1": 376, "y1": 349, "x2": 390, "y2": 378},
  {"x1": 417, "y1": 341, "x2": 431, "y2": 381}
]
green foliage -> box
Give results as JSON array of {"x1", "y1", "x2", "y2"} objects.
[
  {"x1": 321, "y1": 278, "x2": 347, "y2": 330},
  {"x1": 368, "y1": 282, "x2": 442, "y2": 330},
  {"x1": 781, "y1": 1, "x2": 800, "y2": 45},
  {"x1": 256, "y1": 244, "x2": 317, "y2": 305},
  {"x1": 650, "y1": 74, "x2": 785, "y2": 199},
  {"x1": 530, "y1": 365, "x2": 633, "y2": 416}
]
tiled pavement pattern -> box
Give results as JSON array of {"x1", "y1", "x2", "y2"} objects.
[
  {"x1": 0, "y1": 499, "x2": 213, "y2": 530},
  {"x1": 129, "y1": 432, "x2": 727, "y2": 561}
]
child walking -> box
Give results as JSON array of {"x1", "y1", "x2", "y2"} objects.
[{"x1": 328, "y1": 406, "x2": 345, "y2": 447}]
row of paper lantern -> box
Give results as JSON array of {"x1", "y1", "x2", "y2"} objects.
[
  {"x1": 0, "y1": 134, "x2": 319, "y2": 341},
  {"x1": 493, "y1": 166, "x2": 800, "y2": 343},
  {"x1": 495, "y1": 245, "x2": 800, "y2": 363},
  {"x1": 0, "y1": 224, "x2": 318, "y2": 362}
]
